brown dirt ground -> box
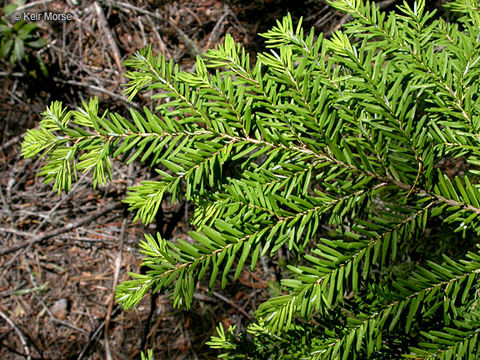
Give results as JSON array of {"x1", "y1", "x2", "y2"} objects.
[{"x1": 0, "y1": 0, "x2": 418, "y2": 359}]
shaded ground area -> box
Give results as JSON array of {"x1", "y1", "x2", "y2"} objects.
[{"x1": 0, "y1": 0, "x2": 413, "y2": 359}]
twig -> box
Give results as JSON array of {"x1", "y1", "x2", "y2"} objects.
[
  {"x1": 407, "y1": 159, "x2": 423, "y2": 199},
  {"x1": 52, "y1": 77, "x2": 141, "y2": 109},
  {"x1": 54, "y1": 235, "x2": 122, "y2": 244},
  {"x1": 104, "y1": 163, "x2": 131, "y2": 359},
  {"x1": 184, "y1": 6, "x2": 203, "y2": 27},
  {"x1": 0, "y1": 281, "x2": 27, "y2": 297},
  {"x1": 120, "y1": 0, "x2": 202, "y2": 57},
  {"x1": 0, "y1": 309, "x2": 32, "y2": 360},
  {"x1": 14, "y1": 0, "x2": 54, "y2": 12},
  {"x1": 314, "y1": 10, "x2": 335, "y2": 29},
  {"x1": 93, "y1": 2, "x2": 125, "y2": 83},
  {"x1": 206, "y1": 6, "x2": 230, "y2": 49},
  {"x1": 111, "y1": 2, "x2": 162, "y2": 20},
  {"x1": 168, "y1": 18, "x2": 202, "y2": 57},
  {"x1": 1, "y1": 284, "x2": 48, "y2": 297},
  {"x1": 77, "y1": 305, "x2": 121, "y2": 360},
  {"x1": 0, "y1": 51, "x2": 133, "y2": 102},
  {"x1": 22, "y1": 255, "x2": 89, "y2": 336},
  {"x1": 0, "y1": 202, "x2": 120, "y2": 256},
  {"x1": 0, "y1": 227, "x2": 32, "y2": 238},
  {"x1": 377, "y1": 0, "x2": 396, "y2": 9},
  {"x1": 32, "y1": 173, "x2": 88, "y2": 233},
  {"x1": 0, "y1": 135, "x2": 22, "y2": 152},
  {"x1": 104, "y1": 215, "x2": 126, "y2": 360},
  {"x1": 137, "y1": 17, "x2": 147, "y2": 48},
  {"x1": 211, "y1": 291, "x2": 253, "y2": 321},
  {"x1": 196, "y1": 288, "x2": 253, "y2": 321},
  {"x1": 181, "y1": 312, "x2": 199, "y2": 360},
  {"x1": 146, "y1": 15, "x2": 167, "y2": 56}
]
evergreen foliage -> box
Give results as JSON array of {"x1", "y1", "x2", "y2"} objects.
[{"x1": 21, "y1": 0, "x2": 480, "y2": 358}]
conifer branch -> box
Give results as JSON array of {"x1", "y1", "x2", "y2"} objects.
[{"x1": 21, "y1": 0, "x2": 480, "y2": 358}]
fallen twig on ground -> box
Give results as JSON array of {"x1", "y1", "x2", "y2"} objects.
[
  {"x1": 93, "y1": 3, "x2": 125, "y2": 83},
  {"x1": 196, "y1": 288, "x2": 253, "y2": 321},
  {"x1": 0, "y1": 309, "x2": 32, "y2": 360},
  {"x1": 0, "y1": 201, "x2": 121, "y2": 256},
  {"x1": 77, "y1": 305, "x2": 122, "y2": 360},
  {"x1": 52, "y1": 77, "x2": 142, "y2": 110}
]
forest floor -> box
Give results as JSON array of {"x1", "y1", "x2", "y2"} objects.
[{"x1": 0, "y1": 0, "x2": 437, "y2": 359}]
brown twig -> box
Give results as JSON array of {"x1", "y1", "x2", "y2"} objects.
[
  {"x1": 0, "y1": 227, "x2": 32, "y2": 238},
  {"x1": 168, "y1": 18, "x2": 202, "y2": 57},
  {"x1": 52, "y1": 77, "x2": 141, "y2": 109},
  {"x1": 14, "y1": 0, "x2": 54, "y2": 12},
  {"x1": 111, "y1": 2, "x2": 191, "y2": 59},
  {"x1": 112, "y1": 2, "x2": 161, "y2": 20},
  {"x1": 205, "y1": 5, "x2": 230, "y2": 49},
  {"x1": 0, "y1": 135, "x2": 22, "y2": 152},
  {"x1": 93, "y1": 2, "x2": 125, "y2": 83},
  {"x1": 196, "y1": 288, "x2": 253, "y2": 321},
  {"x1": 407, "y1": 159, "x2": 423, "y2": 199},
  {"x1": 0, "y1": 201, "x2": 120, "y2": 256},
  {"x1": 145, "y1": 15, "x2": 168, "y2": 56},
  {"x1": 22, "y1": 255, "x2": 89, "y2": 336},
  {"x1": 32, "y1": 173, "x2": 88, "y2": 233},
  {"x1": 377, "y1": 0, "x2": 397, "y2": 9},
  {"x1": 104, "y1": 215, "x2": 127, "y2": 360},
  {"x1": 0, "y1": 309, "x2": 32, "y2": 360},
  {"x1": 104, "y1": 163, "x2": 131, "y2": 359},
  {"x1": 77, "y1": 305, "x2": 122, "y2": 360}
]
